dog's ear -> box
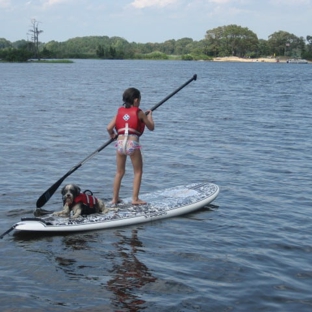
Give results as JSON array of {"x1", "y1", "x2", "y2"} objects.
[
  {"x1": 61, "y1": 186, "x2": 65, "y2": 195},
  {"x1": 73, "y1": 185, "x2": 81, "y2": 195}
]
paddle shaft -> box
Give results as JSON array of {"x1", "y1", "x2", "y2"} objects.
[
  {"x1": 0, "y1": 225, "x2": 16, "y2": 239},
  {"x1": 36, "y1": 74, "x2": 197, "y2": 208},
  {"x1": 36, "y1": 137, "x2": 114, "y2": 208},
  {"x1": 149, "y1": 74, "x2": 197, "y2": 113}
]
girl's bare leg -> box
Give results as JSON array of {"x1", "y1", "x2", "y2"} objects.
[
  {"x1": 112, "y1": 152, "x2": 126, "y2": 204},
  {"x1": 130, "y1": 149, "x2": 146, "y2": 205}
]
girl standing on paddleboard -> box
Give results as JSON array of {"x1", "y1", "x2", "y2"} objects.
[{"x1": 107, "y1": 88, "x2": 155, "y2": 205}]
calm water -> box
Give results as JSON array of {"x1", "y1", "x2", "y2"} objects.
[{"x1": 0, "y1": 60, "x2": 311, "y2": 311}]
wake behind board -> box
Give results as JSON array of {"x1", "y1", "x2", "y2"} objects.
[{"x1": 12, "y1": 182, "x2": 219, "y2": 234}]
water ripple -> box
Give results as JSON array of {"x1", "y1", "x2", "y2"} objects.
[{"x1": 1, "y1": 60, "x2": 312, "y2": 311}]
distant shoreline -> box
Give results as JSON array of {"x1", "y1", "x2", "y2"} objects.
[{"x1": 1, "y1": 56, "x2": 310, "y2": 64}]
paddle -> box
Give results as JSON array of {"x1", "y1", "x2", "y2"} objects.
[{"x1": 35, "y1": 74, "x2": 197, "y2": 210}]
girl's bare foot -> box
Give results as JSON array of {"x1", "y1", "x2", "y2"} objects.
[
  {"x1": 111, "y1": 198, "x2": 123, "y2": 205},
  {"x1": 132, "y1": 198, "x2": 147, "y2": 205}
]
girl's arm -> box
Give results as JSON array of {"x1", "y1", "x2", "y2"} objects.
[
  {"x1": 107, "y1": 116, "x2": 117, "y2": 139},
  {"x1": 139, "y1": 110, "x2": 154, "y2": 131}
]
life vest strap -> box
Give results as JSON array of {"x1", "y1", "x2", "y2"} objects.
[
  {"x1": 85, "y1": 194, "x2": 96, "y2": 207},
  {"x1": 117, "y1": 127, "x2": 141, "y2": 135}
]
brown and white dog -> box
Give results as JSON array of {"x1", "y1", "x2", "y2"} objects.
[{"x1": 53, "y1": 184, "x2": 108, "y2": 218}]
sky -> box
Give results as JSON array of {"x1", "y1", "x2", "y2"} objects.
[{"x1": 1, "y1": 0, "x2": 311, "y2": 43}]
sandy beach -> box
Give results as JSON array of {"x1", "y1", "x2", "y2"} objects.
[{"x1": 213, "y1": 56, "x2": 279, "y2": 63}]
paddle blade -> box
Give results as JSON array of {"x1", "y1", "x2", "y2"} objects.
[
  {"x1": 36, "y1": 177, "x2": 64, "y2": 208},
  {"x1": 34, "y1": 208, "x2": 55, "y2": 216}
]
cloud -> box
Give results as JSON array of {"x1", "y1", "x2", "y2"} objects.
[
  {"x1": 0, "y1": 0, "x2": 10, "y2": 8},
  {"x1": 269, "y1": 0, "x2": 311, "y2": 5},
  {"x1": 43, "y1": 0, "x2": 71, "y2": 6},
  {"x1": 130, "y1": 0, "x2": 178, "y2": 9},
  {"x1": 209, "y1": 0, "x2": 233, "y2": 3}
]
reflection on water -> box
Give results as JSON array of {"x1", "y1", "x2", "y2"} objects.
[
  {"x1": 17, "y1": 228, "x2": 157, "y2": 311},
  {"x1": 107, "y1": 230, "x2": 156, "y2": 311},
  {"x1": 62, "y1": 234, "x2": 98, "y2": 251},
  {"x1": 53, "y1": 230, "x2": 158, "y2": 311}
]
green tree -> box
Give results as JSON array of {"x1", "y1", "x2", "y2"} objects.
[
  {"x1": 174, "y1": 38, "x2": 193, "y2": 55},
  {"x1": 268, "y1": 31, "x2": 303, "y2": 57},
  {"x1": 0, "y1": 48, "x2": 32, "y2": 62},
  {"x1": 0, "y1": 38, "x2": 12, "y2": 49},
  {"x1": 257, "y1": 39, "x2": 271, "y2": 57},
  {"x1": 40, "y1": 47, "x2": 55, "y2": 58},
  {"x1": 307, "y1": 35, "x2": 312, "y2": 49},
  {"x1": 161, "y1": 39, "x2": 175, "y2": 54},
  {"x1": 96, "y1": 45, "x2": 104, "y2": 58},
  {"x1": 302, "y1": 35, "x2": 312, "y2": 59},
  {"x1": 109, "y1": 46, "x2": 116, "y2": 58},
  {"x1": 205, "y1": 25, "x2": 258, "y2": 57},
  {"x1": 205, "y1": 26, "x2": 223, "y2": 56},
  {"x1": 110, "y1": 36, "x2": 134, "y2": 58},
  {"x1": 12, "y1": 39, "x2": 29, "y2": 49}
]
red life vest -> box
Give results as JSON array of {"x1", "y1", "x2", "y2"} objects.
[
  {"x1": 115, "y1": 106, "x2": 145, "y2": 136},
  {"x1": 70, "y1": 193, "x2": 98, "y2": 215}
]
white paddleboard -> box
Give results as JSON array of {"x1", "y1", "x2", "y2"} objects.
[{"x1": 12, "y1": 182, "x2": 219, "y2": 234}]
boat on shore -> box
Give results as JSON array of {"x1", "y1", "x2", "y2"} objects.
[{"x1": 286, "y1": 59, "x2": 309, "y2": 64}]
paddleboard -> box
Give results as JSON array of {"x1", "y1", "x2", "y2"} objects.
[{"x1": 11, "y1": 182, "x2": 219, "y2": 234}]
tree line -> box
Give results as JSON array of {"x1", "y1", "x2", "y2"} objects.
[{"x1": 1, "y1": 24, "x2": 311, "y2": 62}]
